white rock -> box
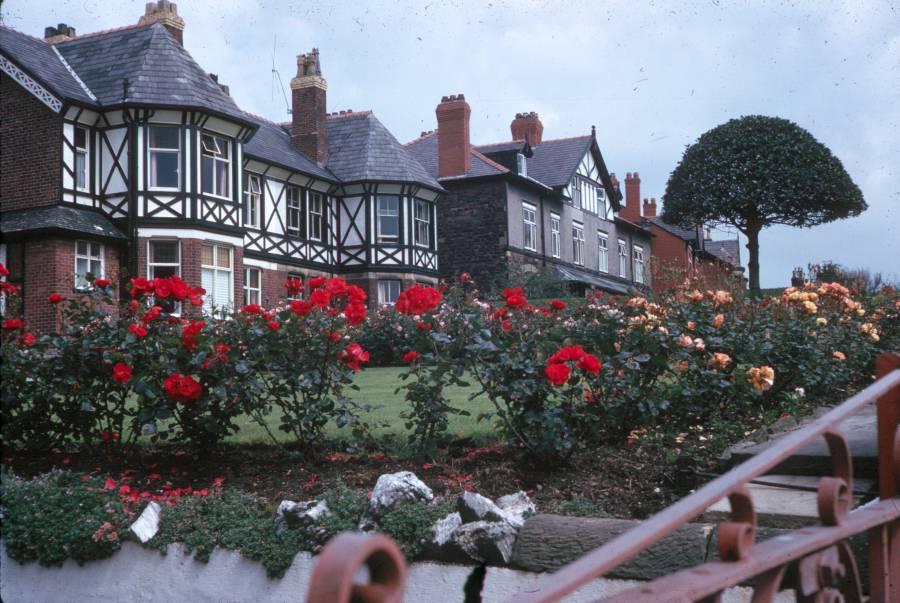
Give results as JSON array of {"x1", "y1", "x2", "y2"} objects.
[
  {"x1": 130, "y1": 501, "x2": 162, "y2": 543},
  {"x1": 457, "y1": 491, "x2": 505, "y2": 524},
  {"x1": 368, "y1": 471, "x2": 433, "y2": 517},
  {"x1": 496, "y1": 491, "x2": 536, "y2": 529},
  {"x1": 275, "y1": 500, "x2": 331, "y2": 531},
  {"x1": 452, "y1": 520, "x2": 518, "y2": 564},
  {"x1": 431, "y1": 511, "x2": 462, "y2": 546}
]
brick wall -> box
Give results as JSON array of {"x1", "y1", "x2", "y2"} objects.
[
  {"x1": 648, "y1": 224, "x2": 691, "y2": 292},
  {"x1": 438, "y1": 178, "x2": 509, "y2": 292},
  {"x1": 0, "y1": 73, "x2": 63, "y2": 212}
]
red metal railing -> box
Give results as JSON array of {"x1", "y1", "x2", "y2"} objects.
[{"x1": 307, "y1": 353, "x2": 900, "y2": 603}]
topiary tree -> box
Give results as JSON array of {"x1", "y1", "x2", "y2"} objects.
[{"x1": 662, "y1": 116, "x2": 866, "y2": 291}]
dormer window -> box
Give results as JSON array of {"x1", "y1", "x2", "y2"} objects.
[
  {"x1": 148, "y1": 126, "x2": 180, "y2": 189},
  {"x1": 201, "y1": 133, "x2": 230, "y2": 198},
  {"x1": 74, "y1": 126, "x2": 88, "y2": 191},
  {"x1": 516, "y1": 152, "x2": 527, "y2": 177}
]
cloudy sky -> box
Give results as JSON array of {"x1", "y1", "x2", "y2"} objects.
[{"x1": 5, "y1": 0, "x2": 898, "y2": 287}]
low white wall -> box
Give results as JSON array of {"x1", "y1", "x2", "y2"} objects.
[{"x1": 1, "y1": 541, "x2": 792, "y2": 602}]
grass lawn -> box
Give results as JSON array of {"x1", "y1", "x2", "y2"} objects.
[{"x1": 226, "y1": 366, "x2": 495, "y2": 445}]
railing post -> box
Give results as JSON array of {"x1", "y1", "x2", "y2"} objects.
[{"x1": 870, "y1": 353, "x2": 900, "y2": 603}]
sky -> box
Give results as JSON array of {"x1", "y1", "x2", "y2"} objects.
[{"x1": 3, "y1": 0, "x2": 898, "y2": 287}]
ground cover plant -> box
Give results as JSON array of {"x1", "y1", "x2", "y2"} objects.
[{"x1": 1, "y1": 264, "x2": 897, "y2": 572}]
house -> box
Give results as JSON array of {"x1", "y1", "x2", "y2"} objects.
[
  {"x1": 406, "y1": 98, "x2": 652, "y2": 295},
  {"x1": 0, "y1": 1, "x2": 441, "y2": 332},
  {"x1": 617, "y1": 173, "x2": 743, "y2": 292}
]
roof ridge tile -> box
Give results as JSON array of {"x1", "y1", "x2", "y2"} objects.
[{"x1": 54, "y1": 22, "x2": 153, "y2": 44}]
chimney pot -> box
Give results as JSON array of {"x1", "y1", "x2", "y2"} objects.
[
  {"x1": 621, "y1": 170, "x2": 642, "y2": 222},
  {"x1": 138, "y1": 0, "x2": 185, "y2": 45},
  {"x1": 436, "y1": 94, "x2": 472, "y2": 178},
  {"x1": 510, "y1": 111, "x2": 544, "y2": 145},
  {"x1": 290, "y1": 48, "x2": 329, "y2": 165},
  {"x1": 44, "y1": 23, "x2": 76, "y2": 43}
]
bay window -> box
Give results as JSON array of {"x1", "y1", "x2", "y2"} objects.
[
  {"x1": 201, "y1": 133, "x2": 230, "y2": 197},
  {"x1": 414, "y1": 199, "x2": 431, "y2": 247},
  {"x1": 201, "y1": 244, "x2": 233, "y2": 317},
  {"x1": 378, "y1": 279, "x2": 401, "y2": 305},
  {"x1": 75, "y1": 240, "x2": 104, "y2": 290},
  {"x1": 286, "y1": 186, "x2": 302, "y2": 236},
  {"x1": 308, "y1": 192, "x2": 324, "y2": 241},
  {"x1": 148, "y1": 126, "x2": 180, "y2": 189},
  {"x1": 148, "y1": 240, "x2": 181, "y2": 313},
  {"x1": 243, "y1": 267, "x2": 261, "y2": 306}
]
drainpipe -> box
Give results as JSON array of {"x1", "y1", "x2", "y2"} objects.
[{"x1": 539, "y1": 193, "x2": 546, "y2": 266}]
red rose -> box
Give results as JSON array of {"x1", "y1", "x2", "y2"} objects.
[
  {"x1": 416, "y1": 321, "x2": 432, "y2": 331},
  {"x1": 577, "y1": 353, "x2": 602, "y2": 375},
  {"x1": 325, "y1": 277, "x2": 349, "y2": 297},
  {"x1": 141, "y1": 305, "x2": 162, "y2": 323},
  {"x1": 128, "y1": 300, "x2": 139, "y2": 312},
  {"x1": 395, "y1": 285, "x2": 442, "y2": 315},
  {"x1": 21, "y1": 332, "x2": 36, "y2": 347},
  {"x1": 290, "y1": 299, "x2": 315, "y2": 316},
  {"x1": 0, "y1": 263, "x2": 8, "y2": 277},
  {"x1": 0, "y1": 282, "x2": 19, "y2": 296},
  {"x1": 48, "y1": 293, "x2": 64, "y2": 304},
  {"x1": 460, "y1": 272, "x2": 471, "y2": 283},
  {"x1": 94, "y1": 278, "x2": 111, "y2": 288},
  {"x1": 112, "y1": 362, "x2": 133, "y2": 384},
  {"x1": 501, "y1": 320, "x2": 512, "y2": 332},
  {"x1": 343, "y1": 301, "x2": 367, "y2": 326},
  {"x1": 308, "y1": 276, "x2": 327, "y2": 290},
  {"x1": 181, "y1": 321, "x2": 205, "y2": 351},
  {"x1": 241, "y1": 303, "x2": 264, "y2": 315},
  {"x1": 129, "y1": 277, "x2": 154, "y2": 298},
  {"x1": 402, "y1": 350, "x2": 420, "y2": 364},
  {"x1": 347, "y1": 285, "x2": 367, "y2": 304},
  {"x1": 339, "y1": 343, "x2": 370, "y2": 371},
  {"x1": 548, "y1": 345, "x2": 586, "y2": 365},
  {"x1": 284, "y1": 278, "x2": 303, "y2": 297},
  {"x1": 267, "y1": 320, "x2": 281, "y2": 330},
  {"x1": 327, "y1": 332, "x2": 342, "y2": 343},
  {"x1": 163, "y1": 373, "x2": 202, "y2": 403},
  {"x1": 550, "y1": 299, "x2": 567, "y2": 310},
  {"x1": 544, "y1": 363, "x2": 571, "y2": 386},
  {"x1": 152, "y1": 278, "x2": 173, "y2": 299},
  {"x1": 2, "y1": 319, "x2": 24, "y2": 330},
  {"x1": 310, "y1": 288, "x2": 331, "y2": 308},
  {"x1": 129, "y1": 323, "x2": 148, "y2": 338},
  {"x1": 167, "y1": 276, "x2": 191, "y2": 300}
]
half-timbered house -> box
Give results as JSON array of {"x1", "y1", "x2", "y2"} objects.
[
  {"x1": 406, "y1": 98, "x2": 652, "y2": 295},
  {"x1": 0, "y1": 2, "x2": 441, "y2": 332}
]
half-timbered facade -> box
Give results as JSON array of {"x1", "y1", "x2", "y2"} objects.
[
  {"x1": 407, "y1": 100, "x2": 652, "y2": 294},
  {"x1": 0, "y1": 3, "x2": 441, "y2": 331}
]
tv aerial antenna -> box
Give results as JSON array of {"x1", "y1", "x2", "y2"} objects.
[{"x1": 271, "y1": 34, "x2": 291, "y2": 115}]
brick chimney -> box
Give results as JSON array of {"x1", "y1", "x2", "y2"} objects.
[
  {"x1": 642, "y1": 197, "x2": 658, "y2": 218},
  {"x1": 138, "y1": 1, "x2": 185, "y2": 46},
  {"x1": 44, "y1": 23, "x2": 77, "y2": 44},
  {"x1": 621, "y1": 172, "x2": 641, "y2": 222},
  {"x1": 510, "y1": 112, "x2": 543, "y2": 146},
  {"x1": 436, "y1": 94, "x2": 471, "y2": 178},
  {"x1": 291, "y1": 49, "x2": 328, "y2": 165}
]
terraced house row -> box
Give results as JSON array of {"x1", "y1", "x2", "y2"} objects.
[{"x1": 2, "y1": 2, "x2": 739, "y2": 332}]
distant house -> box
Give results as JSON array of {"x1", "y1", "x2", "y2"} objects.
[
  {"x1": 406, "y1": 98, "x2": 652, "y2": 294},
  {"x1": 0, "y1": 2, "x2": 440, "y2": 332},
  {"x1": 616, "y1": 173, "x2": 743, "y2": 292}
]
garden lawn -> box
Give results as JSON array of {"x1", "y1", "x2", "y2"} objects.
[{"x1": 226, "y1": 366, "x2": 494, "y2": 444}]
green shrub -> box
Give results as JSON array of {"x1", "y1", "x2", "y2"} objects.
[{"x1": 378, "y1": 499, "x2": 454, "y2": 559}]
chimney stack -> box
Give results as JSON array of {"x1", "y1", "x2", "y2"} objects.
[
  {"x1": 436, "y1": 94, "x2": 471, "y2": 178},
  {"x1": 621, "y1": 172, "x2": 642, "y2": 222},
  {"x1": 510, "y1": 112, "x2": 544, "y2": 146},
  {"x1": 642, "y1": 197, "x2": 657, "y2": 218},
  {"x1": 291, "y1": 49, "x2": 329, "y2": 165},
  {"x1": 44, "y1": 23, "x2": 77, "y2": 44},
  {"x1": 138, "y1": 1, "x2": 185, "y2": 46}
]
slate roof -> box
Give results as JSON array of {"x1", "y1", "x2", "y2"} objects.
[
  {"x1": 475, "y1": 136, "x2": 593, "y2": 189},
  {"x1": 242, "y1": 115, "x2": 337, "y2": 182},
  {"x1": 54, "y1": 23, "x2": 248, "y2": 123},
  {"x1": 406, "y1": 132, "x2": 508, "y2": 180},
  {"x1": 0, "y1": 205, "x2": 128, "y2": 240},
  {"x1": 321, "y1": 113, "x2": 443, "y2": 190},
  {"x1": 646, "y1": 217, "x2": 701, "y2": 242},
  {"x1": 705, "y1": 239, "x2": 742, "y2": 267},
  {"x1": 0, "y1": 24, "x2": 96, "y2": 105},
  {"x1": 553, "y1": 264, "x2": 631, "y2": 294}
]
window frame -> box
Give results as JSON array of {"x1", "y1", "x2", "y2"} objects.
[
  {"x1": 633, "y1": 244, "x2": 645, "y2": 285},
  {"x1": 200, "y1": 132, "x2": 231, "y2": 199},
  {"x1": 413, "y1": 199, "x2": 431, "y2": 248},
  {"x1": 243, "y1": 173, "x2": 261, "y2": 228},
  {"x1": 376, "y1": 195, "x2": 400, "y2": 244},
  {"x1": 308, "y1": 192, "x2": 325, "y2": 242},
  {"x1": 598, "y1": 232, "x2": 609, "y2": 273},
  {"x1": 377, "y1": 279, "x2": 402, "y2": 305},
  {"x1": 74, "y1": 239, "x2": 104, "y2": 290},
  {"x1": 147, "y1": 239, "x2": 182, "y2": 315},
  {"x1": 243, "y1": 267, "x2": 261, "y2": 306},
  {"x1": 550, "y1": 213, "x2": 561, "y2": 258},
  {"x1": 147, "y1": 125, "x2": 181, "y2": 191},
  {"x1": 618, "y1": 238, "x2": 628, "y2": 277},
  {"x1": 522, "y1": 203, "x2": 537, "y2": 252},
  {"x1": 286, "y1": 186, "x2": 303, "y2": 236},
  {"x1": 74, "y1": 125, "x2": 89, "y2": 191},
  {"x1": 571, "y1": 178, "x2": 582, "y2": 209},
  {"x1": 200, "y1": 243, "x2": 233, "y2": 317},
  {"x1": 572, "y1": 222, "x2": 585, "y2": 266}
]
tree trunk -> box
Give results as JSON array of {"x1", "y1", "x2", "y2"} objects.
[{"x1": 747, "y1": 228, "x2": 761, "y2": 291}]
